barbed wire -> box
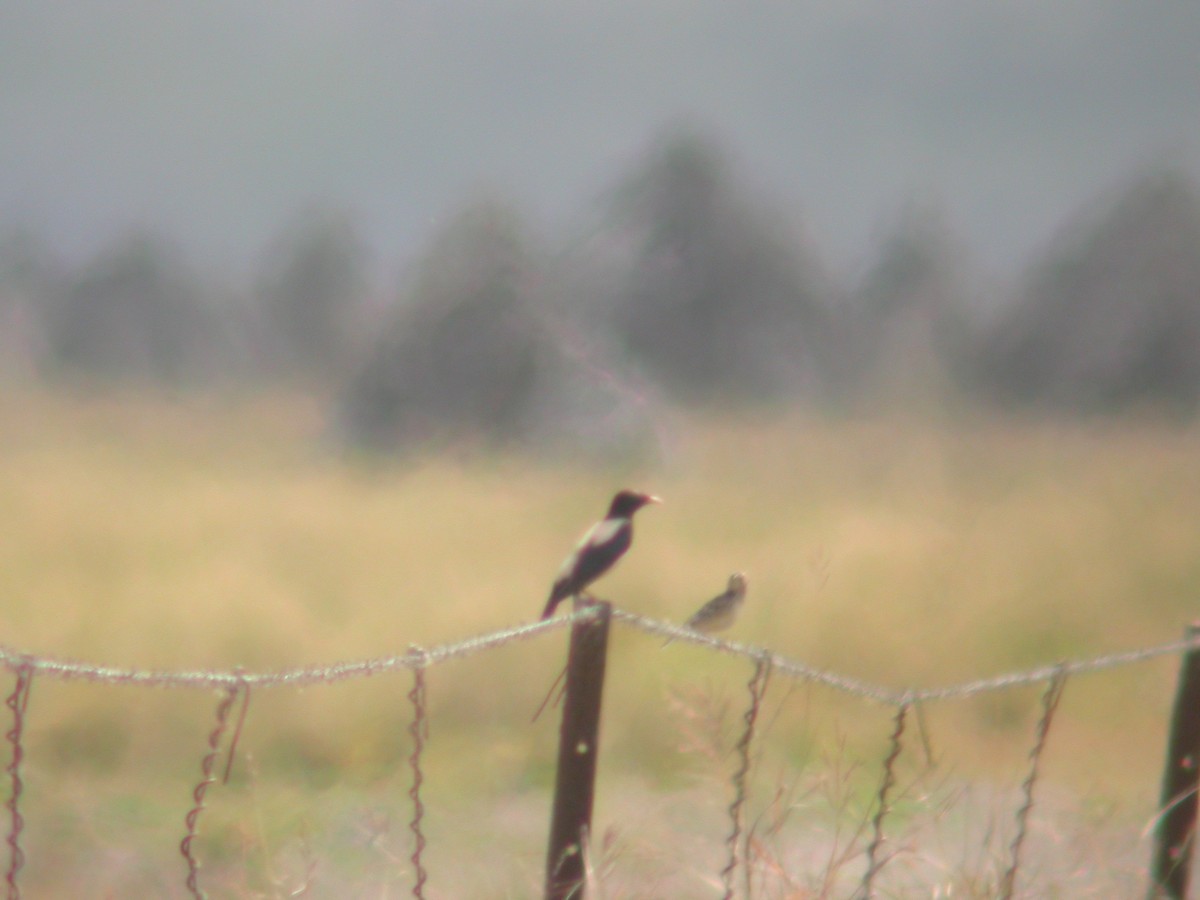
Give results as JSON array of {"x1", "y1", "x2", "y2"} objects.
[
  {"x1": 3, "y1": 665, "x2": 31, "y2": 900},
  {"x1": 1000, "y1": 667, "x2": 1068, "y2": 900},
  {"x1": 181, "y1": 684, "x2": 240, "y2": 900},
  {"x1": 406, "y1": 647, "x2": 429, "y2": 900},
  {"x1": 1, "y1": 605, "x2": 1197, "y2": 705},
  {"x1": 614, "y1": 609, "x2": 1200, "y2": 705},
  {"x1": 2, "y1": 603, "x2": 1198, "y2": 897},
  {"x1": 721, "y1": 653, "x2": 771, "y2": 900},
  {"x1": 859, "y1": 697, "x2": 911, "y2": 899},
  {"x1": 0, "y1": 615, "x2": 581, "y2": 691}
]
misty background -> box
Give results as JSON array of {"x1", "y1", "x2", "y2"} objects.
[{"x1": 3, "y1": 2, "x2": 1200, "y2": 454}]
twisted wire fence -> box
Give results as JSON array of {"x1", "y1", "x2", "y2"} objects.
[{"x1": 3, "y1": 606, "x2": 1199, "y2": 898}]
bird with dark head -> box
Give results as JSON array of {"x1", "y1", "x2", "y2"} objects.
[{"x1": 541, "y1": 490, "x2": 661, "y2": 620}]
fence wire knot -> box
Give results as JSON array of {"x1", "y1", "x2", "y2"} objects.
[
  {"x1": 722, "y1": 652, "x2": 771, "y2": 900},
  {"x1": 5, "y1": 663, "x2": 33, "y2": 900},
  {"x1": 406, "y1": 646, "x2": 429, "y2": 900}
]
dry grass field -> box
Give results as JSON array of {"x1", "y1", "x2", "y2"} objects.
[{"x1": 1, "y1": 386, "x2": 1199, "y2": 896}]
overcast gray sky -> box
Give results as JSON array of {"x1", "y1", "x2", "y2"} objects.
[{"x1": 2, "y1": 2, "x2": 1197, "y2": 279}]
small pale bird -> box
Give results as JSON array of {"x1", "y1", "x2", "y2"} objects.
[
  {"x1": 665, "y1": 572, "x2": 748, "y2": 644},
  {"x1": 541, "y1": 490, "x2": 662, "y2": 620}
]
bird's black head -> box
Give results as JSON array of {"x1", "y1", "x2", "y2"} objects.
[{"x1": 607, "y1": 489, "x2": 662, "y2": 519}]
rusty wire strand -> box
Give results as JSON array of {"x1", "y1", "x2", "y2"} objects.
[
  {"x1": 407, "y1": 648, "x2": 429, "y2": 899},
  {"x1": 181, "y1": 685, "x2": 240, "y2": 900},
  {"x1": 858, "y1": 699, "x2": 910, "y2": 899},
  {"x1": 4, "y1": 665, "x2": 32, "y2": 900},
  {"x1": 618, "y1": 609, "x2": 1200, "y2": 706},
  {"x1": 721, "y1": 653, "x2": 771, "y2": 900},
  {"x1": 0, "y1": 607, "x2": 1195, "y2": 706},
  {"x1": 221, "y1": 678, "x2": 251, "y2": 786},
  {"x1": 0, "y1": 614, "x2": 585, "y2": 692},
  {"x1": 999, "y1": 667, "x2": 1068, "y2": 900}
]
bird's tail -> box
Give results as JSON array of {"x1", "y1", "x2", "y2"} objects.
[{"x1": 540, "y1": 596, "x2": 561, "y2": 620}]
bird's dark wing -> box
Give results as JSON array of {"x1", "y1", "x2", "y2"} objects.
[
  {"x1": 565, "y1": 518, "x2": 631, "y2": 590},
  {"x1": 685, "y1": 592, "x2": 728, "y2": 627},
  {"x1": 541, "y1": 518, "x2": 632, "y2": 619}
]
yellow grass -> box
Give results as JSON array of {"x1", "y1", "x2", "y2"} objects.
[{"x1": 1, "y1": 386, "x2": 1198, "y2": 894}]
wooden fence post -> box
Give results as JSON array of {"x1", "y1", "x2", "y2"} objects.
[
  {"x1": 545, "y1": 600, "x2": 612, "y2": 900},
  {"x1": 1149, "y1": 622, "x2": 1200, "y2": 900}
]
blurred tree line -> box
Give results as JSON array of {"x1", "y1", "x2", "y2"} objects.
[{"x1": 2, "y1": 127, "x2": 1199, "y2": 455}]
